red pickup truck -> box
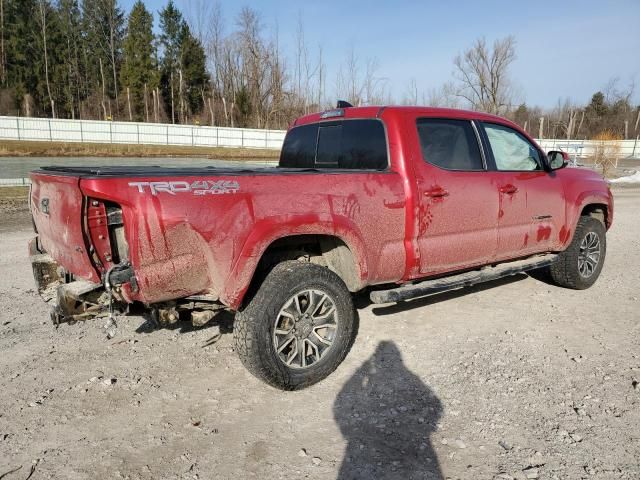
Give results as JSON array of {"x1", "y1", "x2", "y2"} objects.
[{"x1": 29, "y1": 104, "x2": 613, "y2": 390}]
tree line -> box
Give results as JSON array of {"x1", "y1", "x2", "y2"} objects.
[
  {"x1": 0, "y1": 1, "x2": 638, "y2": 138},
  {"x1": 0, "y1": 0, "x2": 210, "y2": 125}
]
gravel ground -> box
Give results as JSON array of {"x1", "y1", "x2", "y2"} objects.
[{"x1": 0, "y1": 187, "x2": 638, "y2": 480}]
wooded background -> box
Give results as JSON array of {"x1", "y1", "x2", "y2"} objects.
[{"x1": 0, "y1": 0, "x2": 638, "y2": 139}]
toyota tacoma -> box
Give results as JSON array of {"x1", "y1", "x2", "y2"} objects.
[{"x1": 29, "y1": 104, "x2": 614, "y2": 390}]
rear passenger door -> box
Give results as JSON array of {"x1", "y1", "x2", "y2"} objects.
[{"x1": 412, "y1": 118, "x2": 498, "y2": 275}]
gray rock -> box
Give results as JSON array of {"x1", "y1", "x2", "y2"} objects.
[
  {"x1": 498, "y1": 440, "x2": 513, "y2": 451},
  {"x1": 454, "y1": 439, "x2": 467, "y2": 449},
  {"x1": 570, "y1": 433, "x2": 583, "y2": 443}
]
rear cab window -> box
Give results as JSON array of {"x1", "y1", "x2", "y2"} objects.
[
  {"x1": 416, "y1": 118, "x2": 484, "y2": 171},
  {"x1": 279, "y1": 119, "x2": 388, "y2": 170}
]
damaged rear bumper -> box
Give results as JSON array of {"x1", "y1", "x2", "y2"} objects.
[
  {"x1": 29, "y1": 236, "x2": 123, "y2": 324},
  {"x1": 29, "y1": 236, "x2": 224, "y2": 327}
]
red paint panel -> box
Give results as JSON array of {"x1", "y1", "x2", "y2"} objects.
[
  {"x1": 80, "y1": 171, "x2": 407, "y2": 307},
  {"x1": 30, "y1": 172, "x2": 99, "y2": 282},
  {"x1": 494, "y1": 171, "x2": 566, "y2": 260}
]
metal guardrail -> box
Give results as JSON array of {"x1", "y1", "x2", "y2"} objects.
[
  {"x1": 0, "y1": 177, "x2": 31, "y2": 186},
  {"x1": 0, "y1": 116, "x2": 286, "y2": 150}
]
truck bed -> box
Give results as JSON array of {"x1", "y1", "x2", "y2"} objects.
[{"x1": 30, "y1": 166, "x2": 406, "y2": 308}]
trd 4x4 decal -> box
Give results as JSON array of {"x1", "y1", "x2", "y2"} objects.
[{"x1": 128, "y1": 180, "x2": 240, "y2": 196}]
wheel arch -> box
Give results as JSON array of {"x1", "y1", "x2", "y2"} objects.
[
  {"x1": 222, "y1": 222, "x2": 368, "y2": 309},
  {"x1": 580, "y1": 203, "x2": 609, "y2": 227},
  {"x1": 562, "y1": 190, "x2": 612, "y2": 248}
]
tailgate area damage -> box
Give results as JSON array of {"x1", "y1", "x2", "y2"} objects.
[
  {"x1": 29, "y1": 236, "x2": 224, "y2": 329},
  {"x1": 30, "y1": 240, "x2": 113, "y2": 324}
]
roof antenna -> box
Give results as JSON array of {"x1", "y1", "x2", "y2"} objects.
[{"x1": 336, "y1": 100, "x2": 353, "y2": 108}]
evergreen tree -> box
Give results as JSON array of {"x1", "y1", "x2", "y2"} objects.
[
  {"x1": 179, "y1": 23, "x2": 208, "y2": 119},
  {"x1": 158, "y1": 0, "x2": 182, "y2": 122},
  {"x1": 3, "y1": 0, "x2": 40, "y2": 114},
  {"x1": 121, "y1": 0, "x2": 156, "y2": 121},
  {"x1": 587, "y1": 92, "x2": 608, "y2": 117}
]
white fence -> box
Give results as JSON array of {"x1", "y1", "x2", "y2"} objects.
[
  {"x1": 0, "y1": 116, "x2": 286, "y2": 150},
  {"x1": 0, "y1": 177, "x2": 31, "y2": 186},
  {"x1": 537, "y1": 139, "x2": 639, "y2": 159},
  {"x1": 1, "y1": 115, "x2": 639, "y2": 158}
]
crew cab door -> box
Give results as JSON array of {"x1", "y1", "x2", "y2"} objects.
[
  {"x1": 411, "y1": 117, "x2": 498, "y2": 275},
  {"x1": 479, "y1": 122, "x2": 566, "y2": 260}
]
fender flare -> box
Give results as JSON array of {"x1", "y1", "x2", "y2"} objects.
[
  {"x1": 220, "y1": 213, "x2": 369, "y2": 309},
  {"x1": 562, "y1": 190, "x2": 612, "y2": 247}
]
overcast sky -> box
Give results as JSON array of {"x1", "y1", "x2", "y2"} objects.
[{"x1": 123, "y1": 0, "x2": 640, "y2": 108}]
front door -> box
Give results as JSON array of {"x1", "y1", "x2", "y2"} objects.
[
  {"x1": 412, "y1": 117, "x2": 499, "y2": 275},
  {"x1": 479, "y1": 122, "x2": 566, "y2": 260}
]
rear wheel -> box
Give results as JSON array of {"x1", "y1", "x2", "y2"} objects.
[
  {"x1": 234, "y1": 261, "x2": 357, "y2": 390},
  {"x1": 549, "y1": 216, "x2": 606, "y2": 289}
]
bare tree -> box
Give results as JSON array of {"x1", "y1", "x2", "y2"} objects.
[
  {"x1": 335, "y1": 45, "x2": 388, "y2": 107},
  {"x1": 201, "y1": 2, "x2": 224, "y2": 125},
  {"x1": 0, "y1": 0, "x2": 5, "y2": 86},
  {"x1": 317, "y1": 45, "x2": 324, "y2": 109},
  {"x1": 403, "y1": 78, "x2": 418, "y2": 105},
  {"x1": 603, "y1": 76, "x2": 635, "y2": 107},
  {"x1": 453, "y1": 36, "x2": 516, "y2": 114},
  {"x1": 336, "y1": 46, "x2": 363, "y2": 106},
  {"x1": 183, "y1": 0, "x2": 211, "y2": 45},
  {"x1": 126, "y1": 86, "x2": 132, "y2": 120},
  {"x1": 98, "y1": 57, "x2": 108, "y2": 119},
  {"x1": 37, "y1": 0, "x2": 56, "y2": 118},
  {"x1": 363, "y1": 58, "x2": 388, "y2": 104},
  {"x1": 426, "y1": 81, "x2": 460, "y2": 108},
  {"x1": 107, "y1": 3, "x2": 119, "y2": 117}
]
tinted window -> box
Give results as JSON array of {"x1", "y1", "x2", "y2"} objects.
[
  {"x1": 483, "y1": 123, "x2": 542, "y2": 171},
  {"x1": 279, "y1": 119, "x2": 387, "y2": 170},
  {"x1": 316, "y1": 125, "x2": 342, "y2": 166},
  {"x1": 279, "y1": 123, "x2": 318, "y2": 168},
  {"x1": 340, "y1": 120, "x2": 387, "y2": 169},
  {"x1": 416, "y1": 119, "x2": 484, "y2": 170}
]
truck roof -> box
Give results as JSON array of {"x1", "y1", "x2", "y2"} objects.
[{"x1": 292, "y1": 105, "x2": 517, "y2": 130}]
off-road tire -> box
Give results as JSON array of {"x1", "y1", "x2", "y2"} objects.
[
  {"x1": 549, "y1": 216, "x2": 606, "y2": 289},
  {"x1": 233, "y1": 261, "x2": 357, "y2": 390}
]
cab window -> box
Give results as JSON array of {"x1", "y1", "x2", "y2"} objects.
[
  {"x1": 416, "y1": 118, "x2": 484, "y2": 171},
  {"x1": 279, "y1": 119, "x2": 388, "y2": 170},
  {"x1": 482, "y1": 123, "x2": 542, "y2": 171}
]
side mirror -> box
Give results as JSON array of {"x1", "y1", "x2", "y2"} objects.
[{"x1": 547, "y1": 150, "x2": 569, "y2": 170}]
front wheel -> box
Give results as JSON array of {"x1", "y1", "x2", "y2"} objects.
[
  {"x1": 549, "y1": 216, "x2": 607, "y2": 289},
  {"x1": 233, "y1": 261, "x2": 357, "y2": 390}
]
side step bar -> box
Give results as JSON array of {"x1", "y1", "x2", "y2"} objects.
[{"x1": 370, "y1": 254, "x2": 558, "y2": 304}]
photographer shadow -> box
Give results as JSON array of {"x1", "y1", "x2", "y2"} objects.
[{"x1": 333, "y1": 340, "x2": 443, "y2": 479}]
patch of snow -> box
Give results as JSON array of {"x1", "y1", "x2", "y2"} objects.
[{"x1": 609, "y1": 171, "x2": 640, "y2": 183}]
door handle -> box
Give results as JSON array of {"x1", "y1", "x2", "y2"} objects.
[
  {"x1": 424, "y1": 187, "x2": 449, "y2": 198},
  {"x1": 499, "y1": 184, "x2": 518, "y2": 195}
]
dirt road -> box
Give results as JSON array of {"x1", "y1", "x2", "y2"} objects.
[{"x1": 1, "y1": 188, "x2": 638, "y2": 479}]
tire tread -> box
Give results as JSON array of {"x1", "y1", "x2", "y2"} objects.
[
  {"x1": 549, "y1": 215, "x2": 606, "y2": 290},
  {"x1": 233, "y1": 261, "x2": 356, "y2": 390}
]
